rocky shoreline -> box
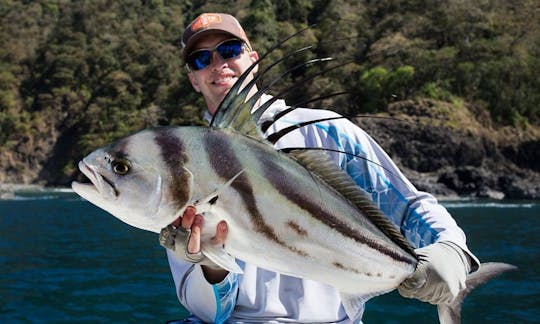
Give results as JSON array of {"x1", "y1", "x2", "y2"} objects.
[
  {"x1": 0, "y1": 183, "x2": 47, "y2": 199},
  {"x1": 0, "y1": 183, "x2": 71, "y2": 198},
  {"x1": 355, "y1": 100, "x2": 540, "y2": 200}
]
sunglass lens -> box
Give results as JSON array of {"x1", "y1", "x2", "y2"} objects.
[
  {"x1": 188, "y1": 50, "x2": 211, "y2": 70},
  {"x1": 217, "y1": 41, "x2": 244, "y2": 59},
  {"x1": 187, "y1": 40, "x2": 244, "y2": 70}
]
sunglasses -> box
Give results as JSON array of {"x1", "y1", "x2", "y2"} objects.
[{"x1": 186, "y1": 39, "x2": 248, "y2": 71}]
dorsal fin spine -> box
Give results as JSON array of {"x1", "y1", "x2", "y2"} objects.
[
  {"x1": 267, "y1": 114, "x2": 412, "y2": 144},
  {"x1": 251, "y1": 60, "x2": 350, "y2": 124},
  {"x1": 259, "y1": 92, "x2": 348, "y2": 133}
]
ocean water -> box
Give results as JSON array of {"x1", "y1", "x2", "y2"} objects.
[{"x1": 0, "y1": 190, "x2": 538, "y2": 323}]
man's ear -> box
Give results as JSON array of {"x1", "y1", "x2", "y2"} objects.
[
  {"x1": 249, "y1": 51, "x2": 259, "y2": 74},
  {"x1": 188, "y1": 72, "x2": 201, "y2": 92}
]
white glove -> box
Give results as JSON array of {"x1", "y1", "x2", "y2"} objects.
[
  {"x1": 159, "y1": 224, "x2": 217, "y2": 267},
  {"x1": 398, "y1": 241, "x2": 471, "y2": 305}
]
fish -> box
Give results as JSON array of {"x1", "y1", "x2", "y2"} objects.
[{"x1": 72, "y1": 27, "x2": 516, "y2": 323}]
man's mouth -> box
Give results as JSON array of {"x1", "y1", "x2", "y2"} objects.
[{"x1": 212, "y1": 75, "x2": 236, "y2": 85}]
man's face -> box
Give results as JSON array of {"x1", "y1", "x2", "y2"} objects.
[{"x1": 187, "y1": 33, "x2": 259, "y2": 115}]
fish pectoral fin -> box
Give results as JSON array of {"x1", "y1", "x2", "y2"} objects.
[
  {"x1": 340, "y1": 291, "x2": 388, "y2": 322},
  {"x1": 195, "y1": 170, "x2": 245, "y2": 210},
  {"x1": 340, "y1": 293, "x2": 368, "y2": 322},
  {"x1": 202, "y1": 244, "x2": 244, "y2": 274}
]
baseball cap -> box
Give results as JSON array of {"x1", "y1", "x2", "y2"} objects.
[{"x1": 181, "y1": 13, "x2": 252, "y2": 60}]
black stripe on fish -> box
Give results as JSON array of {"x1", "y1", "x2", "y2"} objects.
[
  {"x1": 333, "y1": 262, "x2": 385, "y2": 277},
  {"x1": 154, "y1": 127, "x2": 191, "y2": 210},
  {"x1": 287, "y1": 220, "x2": 308, "y2": 236},
  {"x1": 108, "y1": 136, "x2": 131, "y2": 157},
  {"x1": 258, "y1": 150, "x2": 416, "y2": 266},
  {"x1": 203, "y1": 130, "x2": 310, "y2": 258}
]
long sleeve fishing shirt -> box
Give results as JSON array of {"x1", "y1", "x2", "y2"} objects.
[{"x1": 166, "y1": 94, "x2": 479, "y2": 324}]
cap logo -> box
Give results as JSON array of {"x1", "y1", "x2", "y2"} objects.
[{"x1": 191, "y1": 14, "x2": 222, "y2": 32}]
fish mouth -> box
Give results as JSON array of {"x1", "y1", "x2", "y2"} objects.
[{"x1": 73, "y1": 160, "x2": 118, "y2": 200}]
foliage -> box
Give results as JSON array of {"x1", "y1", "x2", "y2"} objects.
[
  {"x1": 0, "y1": 0, "x2": 538, "y2": 183},
  {"x1": 357, "y1": 65, "x2": 415, "y2": 112}
]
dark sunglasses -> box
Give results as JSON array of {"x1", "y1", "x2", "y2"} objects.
[{"x1": 186, "y1": 39, "x2": 248, "y2": 71}]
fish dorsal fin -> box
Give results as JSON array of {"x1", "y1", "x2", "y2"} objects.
[
  {"x1": 209, "y1": 25, "x2": 350, "y2": 141},
  {"x1": 209, "y1": 26, "x2": 315, "y2": 138},
  {"x1": 287, "y1": 149, "x2": 416, "y2": 257},
  {"x1": 213, "y1": 52, "x2": 334, "y2": 139}
]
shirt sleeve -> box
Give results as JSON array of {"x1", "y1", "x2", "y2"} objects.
[{"x1": 166, "y1": 249, "x2": 239, "y2": 323}]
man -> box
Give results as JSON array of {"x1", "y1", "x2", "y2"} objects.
[{"x1": 164, "y1": 13, "x2": 479, "y2": 323}]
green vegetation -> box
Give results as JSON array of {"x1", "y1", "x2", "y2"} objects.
[{"x1": 0, "y1": 0, "x2": 539, "y2": 181}]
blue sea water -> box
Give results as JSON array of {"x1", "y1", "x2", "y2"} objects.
[{"x1": 0, "y1": 190, "x2": 538, "y2": 323}]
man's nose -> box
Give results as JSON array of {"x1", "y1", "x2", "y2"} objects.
[{"x1": 210, "y1": 51, "x2": 226, "y2": 69}]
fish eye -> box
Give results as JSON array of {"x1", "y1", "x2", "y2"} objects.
[{"x1": 112, "y1": 159, "x2": 131, "y2": 175}]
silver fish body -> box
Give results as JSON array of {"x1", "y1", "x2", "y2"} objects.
[{"x1": 73, "y1": 126, "x2": 416, "y2": 295}]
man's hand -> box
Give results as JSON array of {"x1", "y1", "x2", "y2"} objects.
[
  {"x1": 159, "y1": 206, "x2": 230, "y2": 283},
  {"x1": 398, "y1": 241, "x2": 471, "y2": 305},
  {"x1": 181, "y1": 206, "x2": 228, "y2": 254}
]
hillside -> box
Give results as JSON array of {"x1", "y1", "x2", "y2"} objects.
[{"x1": 0, "y1": 0, "x2": 539, "y2": 199}]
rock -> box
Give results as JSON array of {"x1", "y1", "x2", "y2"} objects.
[
  {"x1": 478, "y1": 188, "x2": 505, "y2": 200},
  {"x1": 502, "y1": 140, "x2": 540, "y2": 172},
  {"x1": 0, "y1": 186, "x2": 15, "y2": 199},
  {"x1": 355, "y1": 100, "x2": 540, "y2": 199},
  {"x1": 498, "y1": 173, "x2": 540, "y2": 200}
]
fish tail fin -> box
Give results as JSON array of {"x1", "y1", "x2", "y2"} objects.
[{"x1": 437, "y1": 262, "x2": 517, "y2": 324}]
